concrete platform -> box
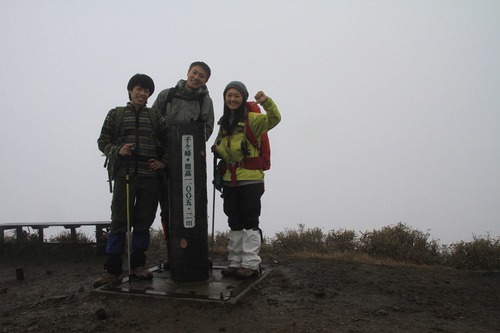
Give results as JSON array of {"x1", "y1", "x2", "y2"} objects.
[{"x1": 94, "y1": 264, "x2": 269, "y2": 303}]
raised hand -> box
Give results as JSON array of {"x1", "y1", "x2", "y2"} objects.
[{"x1": 254, "y1": 91, "x2": 268, "y2": 104}]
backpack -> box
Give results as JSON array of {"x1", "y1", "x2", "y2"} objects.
[{"x1": 245, "y1": 102, "x2": 271, "y2": 171}]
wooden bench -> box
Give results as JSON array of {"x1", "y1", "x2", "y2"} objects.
[{"x1": 0, "y1": 221, "x2": 111, "y2": 255}]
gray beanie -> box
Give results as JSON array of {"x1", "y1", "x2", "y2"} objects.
[{"x1": 223, "y1": 81, "x2": 249, "y2": 101}]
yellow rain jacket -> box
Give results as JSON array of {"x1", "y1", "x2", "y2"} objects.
[{"x1": 214, "y1": 98, "x2": 281, "y2": 184}]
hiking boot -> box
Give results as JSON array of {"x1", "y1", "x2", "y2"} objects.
[
  {"x1": 132, "y1": 266, "x2": 153, "y2": 280},
  {"x1": 236, "y1": 267, "x2": 260, "y2": 279},
  {"x1": 93, "y1": 272, "x2": 119, "y2": 288},
  {"x1": 221, "y1": 266, "x2": 240, "y2": 277}
]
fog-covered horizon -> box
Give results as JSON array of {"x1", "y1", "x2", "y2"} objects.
[{"x1": 1, "y1": 1, "x2": 499, "y2": 245}]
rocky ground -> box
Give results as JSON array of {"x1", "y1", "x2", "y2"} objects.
[{"x1": 1, "y1": 244, "x2": 499, "y2": 333}]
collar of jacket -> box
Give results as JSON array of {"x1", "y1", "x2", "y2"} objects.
[
  {"x1": 176, "y1": 79, "x2": 209, "y2": 99},
  {"x1": 126, "y1": 101, "x2": 148, "y2": 112}
]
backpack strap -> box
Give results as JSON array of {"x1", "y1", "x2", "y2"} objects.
[
  {"x1": 243, "y1": 102, "x2": 270, "y2": 170},
  {"x1": 164, "y1": 86, "x2": 205, "y2": 121},
  {"x1": 197, "y1": 94, "x2": 204, "y2": 112},
  {"x1": 104, "y1": 106, "x2": 125, "y2": 193},
  {"x1": 113, "y1": 107, "x2": 125, "y2": 142},
  {"x1": 163, "y1": 87, "x2": 178, "y2": 116},
  {"x1": 148, "y1": 108, "x2": 158, "y2": 131},
  {"x1": 245, "y1": 110, "x2": 260, "y2": 151},
  {"x1": 148, "y1": 108, "x2": 161, "y2": 153}
]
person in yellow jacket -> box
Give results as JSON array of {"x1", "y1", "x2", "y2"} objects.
[{"x1": 213, "y1": 81, "x2": 281, "y2": 278}]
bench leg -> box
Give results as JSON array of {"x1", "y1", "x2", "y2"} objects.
[
  {"x1": 70, "y1": 227, "x2": 77, "y2": 242},
  {"x1": 16, "y1": 227, "x2": 24, "y2": 241},
  {"x1": 37, "y1": 228, "x2": 44, "y2": 242},
  {"x1": 95, "y1": 225, "x2": 107, "y2": 255}
]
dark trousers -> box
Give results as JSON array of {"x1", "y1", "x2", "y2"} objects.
[
  {"x1": 223, "y1": 183, "x2": 265, "y2": 231},
  {"x1": 158, "y1": 175, "x2": 170, "y2": 247},
  {"x1": 159, "y1": 180, "x2": 169, "y2": 221},
  {"x1": 110, "y1": 176, "x2": 160, "y2": 233},
  {"x1": 104, "y1": 176, "x2": 160, "y2": 275},
  {"x1": 104, "y1": 230, "x2": 150, "y2": 274}
]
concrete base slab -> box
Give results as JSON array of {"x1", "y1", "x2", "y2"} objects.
[{"x1": 94, "y1": 264, "x2": 269, "y2": 303}]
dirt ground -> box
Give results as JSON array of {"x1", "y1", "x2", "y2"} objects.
[{"x1": 1, "y1": 245, "x2": 499, "y2": 333}]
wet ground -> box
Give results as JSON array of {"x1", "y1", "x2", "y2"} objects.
[{"x1": 1, "y1": 246, "x2": 499, "y2": 332}]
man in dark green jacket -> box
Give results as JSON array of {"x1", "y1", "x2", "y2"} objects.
[{"x1": 94, "y1": 74, "x2": 169, "y2": 288}]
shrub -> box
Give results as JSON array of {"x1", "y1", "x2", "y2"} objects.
[
  {"x1": 269, "y1": 224, "x2": 327, "y2": 254},
  {"x1": 149, "y1": 227, "x2": 167, "y2": 252},
  {"x1": 49, "y1": 230, "x2": 92, "y2": 243},
  {"x1": 5, "y1": 228, "x2": 40, "y2": 243},
  {"x1": 209, "y1": 230, "x2": 229, "y2": 253},
  {"x1": 324, "y1": 228, "x2": 357, "y2": 253},
  {"x1": 443, "y1": 234, "x2": 500, "y2": 271},
  {"x1": 356, "y1": 222, "x2": 441, "y2": 265},
  {"x1": 148, "y1": 227, "x2": 228, "y2": 254}
]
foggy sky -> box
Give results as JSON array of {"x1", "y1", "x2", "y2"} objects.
[{"x1": 1, "y1": 0, "x2": 499, "y2": 245}]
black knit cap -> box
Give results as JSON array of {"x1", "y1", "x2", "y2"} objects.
[
  {"x1": 127, "y1": 74, "x2": 155, "y2": 95},
  {"x1": 223, "y1": 81, "x2": 249, "y2": 102}
]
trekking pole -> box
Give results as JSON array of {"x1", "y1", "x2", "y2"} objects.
[
  {"x1": 211, "y1": 182, "x2": 216, "y2": 263},
  {"x1": 126, "y1": 173, "x2": 132, "y2": 286},
  {"x1": 210, "y1": 155, "x2": 217, "y2": 264}
]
